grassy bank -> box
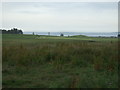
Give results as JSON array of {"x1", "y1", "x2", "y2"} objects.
[{"x1": 2, "y1": 34, "x2": 118, "y2": 88}]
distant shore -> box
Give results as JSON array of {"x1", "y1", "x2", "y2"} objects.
[{"x1": 23, "y1": 32, "x2": 118, "y2": 37}]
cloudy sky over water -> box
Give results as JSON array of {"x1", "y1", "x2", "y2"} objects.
[{"x1": 2, "y1": 2, "x2": 118, "y2": 32}]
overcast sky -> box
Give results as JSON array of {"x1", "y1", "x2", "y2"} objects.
[{"x1": 2, "y1": 2, "x2": 118, "y2": 32}]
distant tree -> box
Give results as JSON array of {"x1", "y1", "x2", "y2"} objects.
[
  {"x1": 32, "y1": 32, "x2": 35, "y2": 35},
  {"x1": 60, "y1": 33, "x2": 64, "y2": 36},
  {"x1": 18, "y1": 30, "x2": 23, "y2": 34},
  {"x1": 1, "y1": 28, "x2": 23, "y2": 34},
  {"x1": 48, "y1": 32, "x2": 50, "y2": 36},
  {"x1": 0, "y1": 29, "x2": 2, "y2": 34},
  {"x1": 11, "y1": 28, "x2": 18, "y2": 34},
  {"x1": 118, "y1": 34, "x2": 120, "y2": 38},
  {"x1": 2, "y1": 30, "x2": 7, "y2": 34}
]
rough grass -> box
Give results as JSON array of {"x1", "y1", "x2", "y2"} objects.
[{"x1": 2, "y1": 34, "x2": 118, "y2": 88}]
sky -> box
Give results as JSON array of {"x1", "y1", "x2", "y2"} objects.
[{"x1": 1, "y1": 2, "x2": 118, "y2": 32}]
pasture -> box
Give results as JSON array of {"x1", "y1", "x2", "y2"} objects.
[{"x1": 2, "y1": 34, "x2": 118, "y2": 88}]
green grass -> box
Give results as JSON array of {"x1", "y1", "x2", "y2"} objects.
[{"x1": 2, "y1": 34, "x2": 118, "y2": 88}]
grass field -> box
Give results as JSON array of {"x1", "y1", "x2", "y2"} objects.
[{"x1": 2, "y1": 34, "x2": 118, "y2": 88}]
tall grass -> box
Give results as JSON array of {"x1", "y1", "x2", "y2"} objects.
[
  {"x1": 3, "y1": 41, "x2": 118, "y2": 72},
  {"x1": 2, "y1": 34, "x2": 118, "y2": 88}
]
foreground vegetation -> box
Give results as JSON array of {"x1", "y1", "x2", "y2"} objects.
[{"x1": 2, "y1": 34, "x2": 118, "y2": 88}]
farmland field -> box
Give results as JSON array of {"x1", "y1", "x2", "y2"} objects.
[{"x1": 2, "y1": 34, "x2": 118, "y2": 88}]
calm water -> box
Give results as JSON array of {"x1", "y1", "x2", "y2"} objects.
[{"x1": 24, "y1": 32, "x2": 118, "y2": 37}]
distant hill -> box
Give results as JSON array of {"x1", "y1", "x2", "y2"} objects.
[{"x1": 70, "y1": 35, "x2": 88, "y2": 38}]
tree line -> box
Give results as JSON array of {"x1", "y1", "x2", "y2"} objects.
[{"x1": 0, "y1": 28, "x2": 23, "y2": 34}]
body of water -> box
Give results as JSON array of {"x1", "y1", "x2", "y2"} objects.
[{"x1": 24, "y1": 32, "x2": 118, "y2": 37}]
